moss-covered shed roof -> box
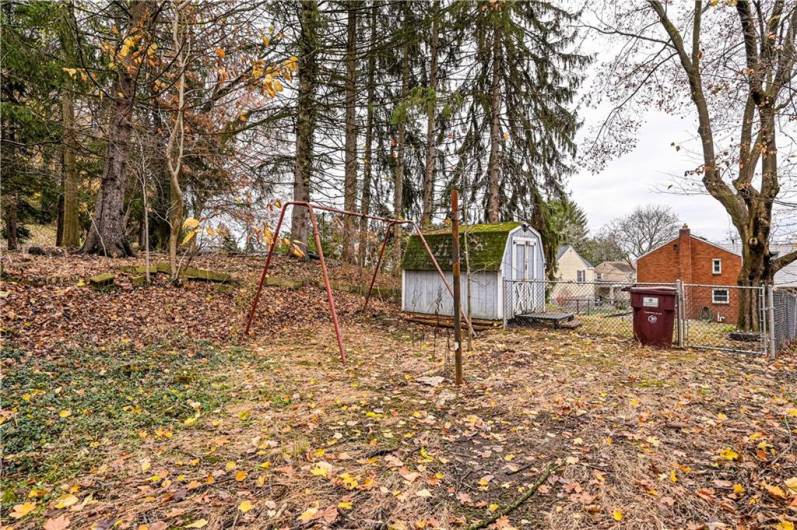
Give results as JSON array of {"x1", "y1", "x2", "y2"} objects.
[{"x1": 401, "y1": 222, "x2": 520, "y2": 272}]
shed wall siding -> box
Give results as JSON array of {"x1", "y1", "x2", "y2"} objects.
[{"x1": 402, "y1": 271, "x2": 501, "y2": 320}]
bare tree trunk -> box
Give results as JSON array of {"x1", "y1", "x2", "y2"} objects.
[
  {"x1": 486, "y1": 22, "x2": 502, "y2": 223},
  {"x1": 292, "y1": 0, "x2": 320, "y2": 248},
  {"x1": 5, "y1": 192, "x2": 19, "y2": 251},
  {"x1": 358, "y1": 1, "x2": 377, "y2": 268},
  {"x1": 83, "y1": 1, "x2": 152, "y2": 257},
  {"x1": 167, "y1": 1, "x2": 189, "y2": 280},
  {"x1": 342, "y1": 0, "x2": 359, "y2": 262},
  {"x1": 421, "y1": 1, "x2": 439, "y2": 227},
  {"x1": 393, "y1": 15, "x2": 410, "y2": 265},
  {"x1": 60, "y1": 1, "x2": 80, "y2": 248}
]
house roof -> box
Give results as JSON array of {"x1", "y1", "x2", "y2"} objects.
[
  {"x1": 636, "y1": 232, "x2": 741, "y2": 262},
  {"x1": 401, "y1": 222, "x2": 521, "y2": 272},
  {"x1": 595, "y1": 261, "x2": 635, "y2": 273},
  {"x1": 557, "y1": 244, "x2": 593, "y2": 268}
]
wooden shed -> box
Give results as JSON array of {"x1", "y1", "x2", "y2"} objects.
[{"x1": 401, "y1": 222, "x2": 545, "y2": 321}]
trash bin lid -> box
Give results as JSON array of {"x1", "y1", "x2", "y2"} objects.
[{"x1": 629, "y1": 286, "x2": 677, "y2": 295}]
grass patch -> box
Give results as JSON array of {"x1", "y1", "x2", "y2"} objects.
[{"x1": 0, "y1": 341, "x2": 256, "y2": 506}]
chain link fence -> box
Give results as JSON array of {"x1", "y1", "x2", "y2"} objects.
[
  {"x1": 502, "y1": 279, "x2": 794, "y2": 356},
  {"x1": 503, "y1": 279, "x2": 653, "y2": 339},
  {"x1": 772, "y1": 289, "x2": 797, "y2": 351}
]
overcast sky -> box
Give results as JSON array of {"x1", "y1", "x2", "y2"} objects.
[{"x1": 570, "y1": 109, "x2": 738, "y2": 244}]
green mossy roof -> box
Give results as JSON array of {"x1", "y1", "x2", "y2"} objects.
[{"x1": 401, "y1": 222, "x2": 520, "y2": 272}]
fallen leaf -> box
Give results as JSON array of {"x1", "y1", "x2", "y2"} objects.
[
  {"x1": 719, "y1": 448, "x2": 739, "y2": 461},
  {"x1": 43, "y1": 515, "x2": 71, "y2": 530},
  {"x1": 298, "y1": 507, "x2": 319, "y2": 523},
  {"x1": 53, "y1": 494, "x2": 79, "y2": 509},
  {"x1": 184, "y1": 519, "x2": 207, "y2": 529},
  {"x1": 337, "y1": 500, "x2": 352, "y2": 510},
  {"x1": 612, "y1": 509, "x2": 624, "y2": 521},
  {"x1": 10, "y1": 502, "x2": 36, "y2": 519},
  {"x1": 238, "y1": 500, "x2": 254, "y2": 513}
]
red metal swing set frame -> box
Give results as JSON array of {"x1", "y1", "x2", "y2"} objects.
[{"x1": 243, "y1": 201, "x2": 472, "y2": 362}]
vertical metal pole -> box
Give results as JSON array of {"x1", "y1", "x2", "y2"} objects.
[
  {"x1": 363, "y1": 222, "x2": 393, "y2": 311},
  {"x1": 451, "y1": 190, "x2": 463, "y2": 386},
  {"x1": 308, "y1": 206, "x2": 347, "y2": 363},
  {"x1": 675, "y1": 280, "x2": 684, "y2": 348},
  {"x1": 412, "y1": 223, "x2": 476, "y2": 338},
  {"x1": 244, "y1": 203, "x2": 289, "y2": 335},
  {"x1": 767, "y1": 284, "x2": 776, "y2": 359}
]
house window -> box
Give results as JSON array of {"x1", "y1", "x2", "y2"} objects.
[
  {"x1": 577, "y1": 270, "x2": 586, "y2": 282},
  {"x1": 712, "y1": 258, "x2": 722, "y2": 275},
  {"x1": 712, "y1": 288, "x2": 729, "y2": 304}
]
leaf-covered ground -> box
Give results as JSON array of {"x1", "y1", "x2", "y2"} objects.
[{"x1": 2, "y1": 254, "x2": 796, "y2": 530}]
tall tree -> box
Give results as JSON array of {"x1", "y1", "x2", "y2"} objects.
[
  {"x1": 342, "y1": 0, "x2": 359, "y2": 261},
  {"x1": 421, "y1": 1, "x2": 440, "y2": 226},
  {"x1": 82, "y1": 0, "x2": 156, "y2": 256},
  {"x1": 606, "y1": 204, "x2": 680, "y2": 258},
  {"x1": 292, "y1": 0, "x2": 320, "y2": 248},
  {"x1": 453, "y1": 1, "x2": 588, "y2": 224},
  {"x1": 59, "y1": 1, "x2": 80, "y2": 248},
  {"x1": 358, "y1": 1, "x2": 378, "y2": 267},
  {"x1": 587, "y1": 0, "x2": 797, "y2": 329}
]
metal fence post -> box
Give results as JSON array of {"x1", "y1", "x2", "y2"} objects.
[
  {"x1": 676, "y1": 280, "x2": 685, "y2": 348},
  {"x1": 767, "y1": 284, "x2": 777, "y2": 359}
]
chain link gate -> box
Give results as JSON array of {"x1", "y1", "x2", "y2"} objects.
[
  {"x1": 679, "y1": 282, "x2": 767, "y2": 355},
  {"x1": 504, "y1": 279, "x2": 779, "y2": 356}
]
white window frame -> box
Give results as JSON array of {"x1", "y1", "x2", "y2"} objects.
[
  {"x1": 576, "y1": 270, "x2": 585, "y2": 283},
  {"x1": 712, "y1": 288, "x2": 729, "y2": 305},
  {"x1": 712, "y1": 258, "x2": 722, "y2": 275}
]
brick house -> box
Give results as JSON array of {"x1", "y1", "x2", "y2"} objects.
[{"x1": 637, "y1": 225, "x2": 742, "y2": 323}]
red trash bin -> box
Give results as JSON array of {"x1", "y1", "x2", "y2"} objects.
[{"x1": 630, "y1": 286, "x2": 677, "y2": 347}]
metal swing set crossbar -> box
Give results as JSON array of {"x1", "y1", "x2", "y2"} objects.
[{"x1": 243, "y1": 201, "x2": 474, "y2": 362}]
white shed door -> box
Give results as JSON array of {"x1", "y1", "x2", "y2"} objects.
[{"x1": 512, "y1": 240, "x2": 538, "y2": 314}]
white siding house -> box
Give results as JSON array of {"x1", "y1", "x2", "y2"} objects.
[{"x1": 401, "y1": 222, "x2": 545, "y2": 321}]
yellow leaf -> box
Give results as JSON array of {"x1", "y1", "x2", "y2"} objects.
[
  {"x1": 182, "y1": 217, "x2": 200, "y2": 230},
  {"x1": 488, "y1": 503, "x2": 499, "y2": 512},
  {"x1": 311, "y1": 461, "x2": 332, "y2": 478},
  {"x1": 612, "y1": 510, "x2": 624, "y2": 521},
  {"x1": 785, "y1": 476, "x2": 797, "y2": 493},
  {"x1": 733, "y1": 483, "x2": 745, "y2": 494},
  {"x1": 238, "y1": 500, "x2": 254, "y2": 513},
  {"x1": 262, "y1": 35, "x2": 271, "y2": 47},
  {"x1": 225, "y1": 461, "x2": 237, "y2": 471},
  {"x1": 62, "y1": 67, "x2": 77, "y2": 79},
  {"x1": 184, "y1": 519, "x2": 208, "y2": 528},
  {"x1": 59, "y1": 409, "x2": 72, "y2": 418},
  {"x1": 10, "y1": 502, "x2": 36, "y2": 519},
  {"x1": 235, "y1": 470, "x2": 248, "y2": 482},
  {"x1": 786, "y1": 408, "x2": 797, "y2": 417},
  {"x1": 669, "y1": 470, "x2": 678, "y2": 483},
  {"x1": 181, "y1": 229, "x2": 197, "y2": 245},
  {"x1": 53, "y1": 494, "x2": 79, "y2": 509},
  {"x1": 776, "y1": 520, "x2": 794, "y2": 530},
  {"x1": 238, "y1": 410, "x2": 251, "y2": 421},
  {"x1": 719, "y1": 448, "x2": 739, "y2": 461},
  {"x1": 298, "y1": 507, "x2": 318, "y2": 522},
  {"x1": 337, "y1": 500, "x2": 352, "y2": 510},
  {"x1": 338, "y1": 472, "x2": 359, "y2": 490},
  {"x1": 629, "y1": 398, "x2": 640, "y2": 408},
  {"x1": 290, "y1": 243, "x2": 305, "y2": 258},
  {"x1": 763, "y1": 483, "x2": 787, "y2": 499},
  {"x1": 183, "y1": 416, "x2": 197, "y2": 426}
]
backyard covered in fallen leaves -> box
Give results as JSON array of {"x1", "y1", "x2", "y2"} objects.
[{"x1": 2, "y1": 254, "x2": 797, "y2": 530}]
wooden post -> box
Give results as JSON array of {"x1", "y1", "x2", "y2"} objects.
[{"x1": 451, "y1": 190, "x2": 463, "y2": 385}]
